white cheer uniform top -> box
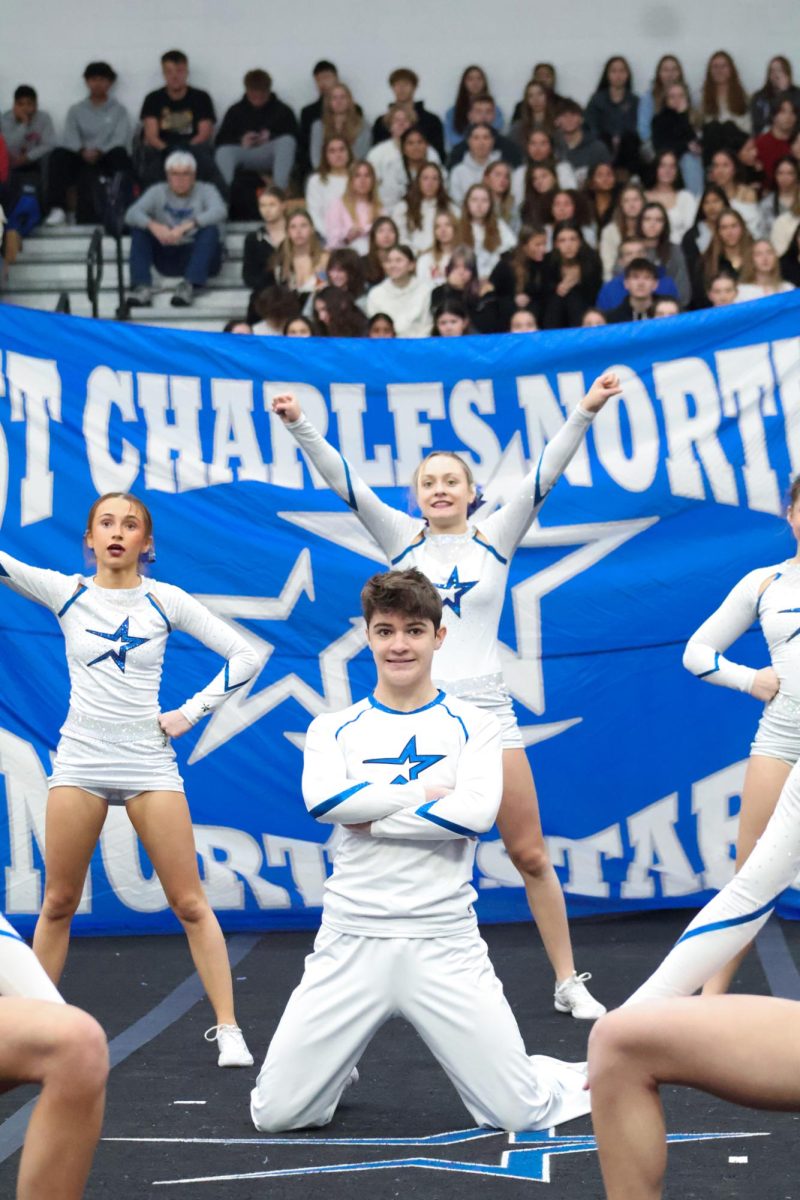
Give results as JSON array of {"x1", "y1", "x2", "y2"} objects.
[
  {"x1": 286, "y1": 405, "x2": 595, "y2": 685},
  {"x1": 0, "y1": 552, "x2": 258, "y2": 728},
  {"x1": 683, "y1": 561, "x2": 800, "y2": 701},
  {"x1": 304, "y1": 690, "x2": 502, "y2": 936}
]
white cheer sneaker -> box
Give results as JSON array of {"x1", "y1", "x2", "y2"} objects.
[
  {"x1": 205, "y1": 1024, "x2": 254, "y2": 1067},
  {"x1": 553, "y1": 972, "x2": 606, "y2": 1020}
]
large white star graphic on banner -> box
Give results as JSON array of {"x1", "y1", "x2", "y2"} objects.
[
  {"x1": 279, "y1": 432, "x2": 657, "y2": 748},
  {"x1": 188, "y1": 549, "x2": 367, "y2": 763}
]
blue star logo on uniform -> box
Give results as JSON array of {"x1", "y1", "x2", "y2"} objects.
[
  {"x1": 139, "y1": 1125, "x2": 769, "y2": 1187},
  {"x1": 364, "y1": 736, "x2": 445, "y2": 784},
  {"x1": 435, "y1": 566, "x2": 478, "y2": 617},
  {"x1": 86, "y1": 617, "x2": 149, "y2": 672}
]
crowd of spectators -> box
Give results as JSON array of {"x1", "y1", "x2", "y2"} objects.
[{"x1": 1, "y1": 48, "x2": 799, "y2": 325}]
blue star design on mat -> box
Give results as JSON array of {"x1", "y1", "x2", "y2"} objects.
[
  {"x1": 435, "y1": 566, "x2": 478, "y2": 617},
  {"x1": 141, "y1": 1126, "x2": 768, "y2": 1187},
  {"x1": 86, "y1": 617, "x2": 149, "y2": 672},
  {"x1": 364, "y1": 735, "x2": 445, "y2": 785}
]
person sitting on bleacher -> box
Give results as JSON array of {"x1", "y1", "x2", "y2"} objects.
[
  {"x1": 215, "y1": 69, "x2": 298, "y2": 194},
  {"x1": 0, "y1": 85, "x2": 55, "y2": 259},
  {"x1": 124, "y1": 150, "x2": 226, "y2": 308},
  {"x1": 138, "y1": 50, "x2": 216, "y2": 186},
  {"x1": 45, "y1": 62, "x2": 132, "y2": 227}
]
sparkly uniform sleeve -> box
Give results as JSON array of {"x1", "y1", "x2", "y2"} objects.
[
  {"x1": 303, "y1": 713, "x2": 426, "y2": 823},
  {"x1": 682, "y1": 570, "x2": 764, "y2": 694},
  {"x1": 0, "y1": 550, "x2": 80, "y2": 614},
  {"x1": 370, "y1": 710, "x2": 502, "y2": 840},
  {"x1": 478, "y1": 404, "x2": 595, "y2": 559},
  {"x1": 285, "y1": 415, "x2": 422, "y2": 561},
  {"x1": 155, "y1": 584, "x2": 260, "y2": 725}
]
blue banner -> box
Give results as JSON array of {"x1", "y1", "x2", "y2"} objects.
[{"x1": 1, "y1": 296, "x2": 800, "y2": 934}]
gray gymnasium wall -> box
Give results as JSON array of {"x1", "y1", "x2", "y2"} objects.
[{"x1": 0, "y1": 0, "x2": 796, "y2": 137}]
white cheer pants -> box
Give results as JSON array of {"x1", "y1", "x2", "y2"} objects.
[
  {"x1": 627, "y1": 755, "x2": 800, "y2": 1005},
  {"x1": 250, "y1": 926, "x2": 589, "y2": 1133},
  {"x1": 0, "y1": 914, "x2": 64, "y2": 1002}
]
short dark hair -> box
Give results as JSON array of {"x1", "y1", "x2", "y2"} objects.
[
  {"x1": 389, "y1": 67, "x2": 419, "y2": 88},
  {"x1": 14, "y1": 85, "x2": 37, "y2": 102},
  {"x1": 624, "y1": 256, "x2": 659, "y2": 279},
  {"x1": 361, "y1": 569, "x2": 442, "y2": 631},
  {"x1": 83, "y1": 61, "x2": 116, "y2": 82},
  {"x1": 313, "y1": 60, "x2": 337, "y2": 76},
  {"x1": 244, "y1": 69, "x2": 272, "y2": 91},
  {"x1": 161, "y1": 50, "x2": 188, "y2": 66},
  {"x1": 468, "y1": 92, "x2": 495, "y2": 110},
  {"x1": 556, "y1": 98, "x2": 583, "y2": 118}
]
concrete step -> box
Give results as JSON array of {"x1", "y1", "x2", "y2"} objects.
[
  {"x1": 3, "y1": 286, "x2": 250, "y2": 314},
  {"x1": 19, "y1": 232, "x2": 249, "y2": 261},
  {"x1": 33, "y1": 220, "x2": 259, "y2": 238},
  {"x1": 1, "y1": 292, "x2": 248, "y2": 332},
  {"x1": 7, "y1": 258, "x2": 247, "y2": 289}
]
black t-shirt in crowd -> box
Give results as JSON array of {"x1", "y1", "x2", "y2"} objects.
[{"x1": 140, "y1": 86, "x2": 216, "y2": 147}]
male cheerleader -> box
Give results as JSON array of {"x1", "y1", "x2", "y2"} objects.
[
  {"x1": 0, "y1": 913, "x2": 108, "y2": 1199},
  {"x1": 250, "y1": 568, "x2": 589, "y2": 1133}
]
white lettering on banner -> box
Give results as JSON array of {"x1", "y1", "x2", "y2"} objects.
[
  {"x1": 0, "y1": 728, "x2": 91, "y2": 914},
  {"x1": 331, "y1": 385, "x2": 394, "y2": 486},
  {"x1": 194, "y1": 826, "x2": 291, "y2": 908},
  {"x1": 654, "y1": 357, "x2": 739, "y2": 505},
  {"x1": 547, "y1": 826, "x2": 627, "y2": 898},
  {"x1": 622, "y1": 794, "x2": 701, "y2": 899},
  {"x1": 446, "y1": 379, "x2": 503, "y2": 481},
  {"x1": 6, "y1": 351, "x2": 62, "y2": 525},
  {"x1": 386, "y1": 383, "x2": 445, "y2": 483},
  {"x1": 0, "y1": 729, "x2": 792, "y2": 914},
  {"x1": 716, "y1": 345, "x2": 781, "y2": 514},
  {"x1": 516, "y1": 373, "x2": 592, "y2": 487},
  {"x1": 262, "y1": 383, "x2": 329, "y2": 488},
  {"x1": 208, "y1": 380, "x2": 268, "y2": 485},
  {"x1": 692, "y1": 759, "x2": 747, "y2": 890},
  {"x1": 593, "y1": 366, "x2": 659, "y2": 493},
  {"x1": 100, "y1": 810, "x2": 170, "y2": 913},
  {"x1": 83, "y1": 366, "x2": 140, "y2": 494},
  {"x1": 263, "y1": 833, "x2": 332, "y2": 907},
  {"x1": 772, "y1": 337, "x2": 800, "y2": 477},
  {"x1": 138, "y1": 373, "x2": 208, "y2": 492}
]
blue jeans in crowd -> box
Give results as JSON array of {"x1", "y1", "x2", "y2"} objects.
[{"x1": 129, "y1": 225, "x2": 222, "y2": 287}]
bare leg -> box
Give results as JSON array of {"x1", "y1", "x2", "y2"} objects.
[
  {"x1": 0, "y1": 997, "x2": 108, "y2": 1200},
  {"x1": 703, "y1": 755, "x2": 791, "y2": 995},
  {"x1": 126, "y1": 791, "x2": 237, "y2": 1025},
  {"x1": 495, "y1": 748, "x2": 575, "y2": 982},
  {"x1": 32, "y1": 788, "x2": 108, "y2": 983},
  {"x1": 589, "y1": 996, "x2": 800, "y2": 1200}
]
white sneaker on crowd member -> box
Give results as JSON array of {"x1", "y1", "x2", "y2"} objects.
[
  {"x1": 205, "y1": 1024, "x2": 254, "y2": 1068},
  {"x1": 553, "y1": 972, "x2": 606, "y2": 1020},
  {"x1": 127, "y1": 285, "x2": 153, "y2": 307},
  {"x1": 171, "y1": 279, "x2": 194, "y2": 307},
  {"x1": 45, "y1": 207, "x2": 66, "y2": 227}
]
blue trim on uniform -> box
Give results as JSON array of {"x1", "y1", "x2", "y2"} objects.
[
  {"x1": 334, "y1": 705, "x2": 370, "y2": 740},
  {"x1": 534, "y1": 451, "x2": 546, "y2": 507},
  {"x1": 145, "y1": 592, "x2": 172, "y2": 632},
  {"x1": 0, "y1": 927, "x2": 23, "y2": 943},
  {"x1": 441, "y1": 701, "x2": 469, "y2": 741},
  {"x1": 310, "y1": 781, "x2": 370, "y2": 819},
  {"x1": 416, "y1": 799, "x2": 477, "y2": 839},
  {"x1": 368, "y1": 690, "x2": 444, "y2": 716},
  {"x1": 471, "y1": 532, "x2": 507, "y2": 565},
  {"x1": 223, "y1": 662, "x2": 251, "y2": 693},
  {"x1": 757, "y1": 572, "x2": 781, "y2": 617},
  {"x1": 57, "y1": 584, "x2": 87, "y2": 617},
  {"x1": 390, "y1": 539, "x2": 422, "y2": 566},
  {"x1": 338, "y1": 453, "x2": 358, "y2": 511},
  {"x1": 675, "y1": 897, "x2": 777, "y2": 945},
  {"x1": 697, "y1": 652, "x2": 721, "y2": 679}
]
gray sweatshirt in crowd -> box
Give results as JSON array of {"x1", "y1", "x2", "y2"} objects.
[
  {"x1": 62, "y1": 97, "x2": 131, "y2": 154},
  {"x1": 0, "y1": 110, "x2": 56, "y2": 161},
  {"x1": 125, "y1": 182, "x2": 227, "y2": 244}
]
